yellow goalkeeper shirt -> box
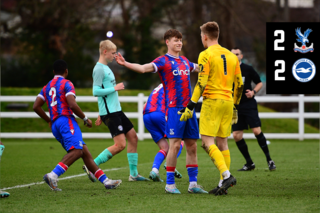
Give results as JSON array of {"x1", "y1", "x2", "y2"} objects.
[{"x1": 197, "y1": 44, "x2": 241, "y2": 102}]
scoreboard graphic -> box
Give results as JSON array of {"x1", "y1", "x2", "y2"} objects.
[{"x1": 266, "y1": 22, "x2": 320, "y2": 94}]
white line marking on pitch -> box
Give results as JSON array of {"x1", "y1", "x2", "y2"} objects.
[
  {"x1": 0, "y1": 162, "x2": 152, "y2": 191},
  {"x1": 0, "y1": 167, "x2": 123, "y2": 191}
]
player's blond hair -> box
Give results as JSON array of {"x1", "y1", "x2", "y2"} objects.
[
  {"x1": 200, "y1": 21, "x2": 219, "y2": 40},
  {"x1": 99, "y1": 40, "x2": 117, "y2": 54}
]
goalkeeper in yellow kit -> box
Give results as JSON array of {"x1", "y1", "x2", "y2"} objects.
[{"x1": 179, "y1": 21, "x2": 243, "y2": 195}]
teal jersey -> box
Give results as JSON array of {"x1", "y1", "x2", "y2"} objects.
[{"x1": 92, "y1": 62, "x2": 121, "y2": 115}]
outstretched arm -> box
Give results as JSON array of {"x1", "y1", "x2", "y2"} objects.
[
  {"x1": 115, "y1": 53, "x2": 154, "y2": 73},
  {"x1": 193, "y1": 64, "x2": 200, "y2": 73}
]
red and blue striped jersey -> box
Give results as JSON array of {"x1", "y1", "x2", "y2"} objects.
[
  {"x1": 143, "y1": 84, "x2": 165, "y2": 115},
  {"x1": 152, "y1": 53, "x2": 195, "y2": 108},
  {"x1": 38, "y1": 75, "x2": 76, "y2": 122}
]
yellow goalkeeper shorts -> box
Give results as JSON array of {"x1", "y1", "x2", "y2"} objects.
[{"x1": 199, "y1": 98, "x2": 233, "y2": 138}]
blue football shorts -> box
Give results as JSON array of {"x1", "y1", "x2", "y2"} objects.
[
  {"x1": 143, "y1": 111, "x2": 166, "y2": 143},
  {"x1": 52, "y1": 116, "x2": 86, "y2": 152},
  {"x1": 166, "y1": 107, "x2": 199, "y2": 139}
]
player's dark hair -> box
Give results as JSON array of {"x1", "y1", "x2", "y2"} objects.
[
  {"x1": 200, "y1": 21, "x2": 219, "y2": 40},
  {"x1": 232, "y1": 46, "x2": 242, "y2": 54},
  {"x1": 163, "y1": 29, "x2": 182, "y2": 42},
  {"x1": 53, "y1": 59, "x2": 68, "y2": 75}
]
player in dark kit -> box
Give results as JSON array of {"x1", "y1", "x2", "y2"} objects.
[
  {"x1": 231, "y1": 47, "x2": 276, "y2": 171},
  {"x1": 33, "y1": 59, "x2": 121, "y2": 191}
]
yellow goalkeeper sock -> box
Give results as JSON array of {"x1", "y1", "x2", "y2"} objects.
[
  {"x1": 220, "y1": 149, "x2": 231, "y2": 180},
  {"x1": 208, "y1": 144, "x2": 228, "y2": 177}
]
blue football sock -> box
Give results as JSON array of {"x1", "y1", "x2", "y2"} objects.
[
  {"x1": 94, "y1": 148, "x2": 113, "y2": 166},
  {"x1": 52, "y1": 162, "x2": 68, "y2": 177},
  {"x1": 186, "y1": 165, "x2": 198, "y2": 182},
  {"x1": 166, "y1": 167, "x2": 175, "y2": 184},
  {"x1": 152, "y1": 150, "x2": 167, "y2": 170},
  {"x1": 94, "y1": 169, "x2": 107, "y2": 184},
  {"x1": 127, "y1": 153, "x2": 138, "y2": 177}
]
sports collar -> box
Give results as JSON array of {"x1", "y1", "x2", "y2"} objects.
[{"x1": 165, "y1": 53, "x2": 180, "y2": 59}]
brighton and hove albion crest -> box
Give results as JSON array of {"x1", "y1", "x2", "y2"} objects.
[
  {"x1": 294, "y1": 28, "x2": 314, "y2": 53},
  {"x1": 292, "y1": 58, "x2": 316, "y2": 83}
]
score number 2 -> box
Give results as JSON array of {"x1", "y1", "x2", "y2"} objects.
[{"x1": 274, "y1": 30, "x2": 285, "y2": 81}]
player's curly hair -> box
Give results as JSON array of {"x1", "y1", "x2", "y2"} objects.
[
  {"x1": 163, "y1": 29, "x2": 182, "y2": 42},
  {"x1": 200, "y1": 22, "x2": 219, "y2": 40},
  {"x1": 53, "y1": 59, "x2": 68, "y2": 75}
]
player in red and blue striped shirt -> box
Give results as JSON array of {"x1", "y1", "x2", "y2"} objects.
[
  {"x1": 115, "y1": 29, "x2": 207, "y2": 194},
  {"x1": 33, "y1": 59, "x2": 121, "y2": 191},
  {"x1": 143, "y1": 84, "x2": 184, "y2": 182}
]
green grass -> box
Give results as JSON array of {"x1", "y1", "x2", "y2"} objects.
[
  {"x1": 0, "y1": 139, "x2": 319, "y2": 212},
  {"x1": 1, "y1": 88, "x2": 319, "y2": 134}
]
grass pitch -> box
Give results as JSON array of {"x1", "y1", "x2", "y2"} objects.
[{"x1": 0, "y1": 139, "x2": 319, "y2": 213}]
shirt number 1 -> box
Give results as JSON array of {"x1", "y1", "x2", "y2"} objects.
[{"x1": 221, "y1": 55, "x2": 227, "y2": 75}]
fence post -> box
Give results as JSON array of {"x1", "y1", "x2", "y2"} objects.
[
  {"x1": 298, "y1": 94, "x2": 304, "y2": 141},
  {"x1": 137, "y1": 93, "x2": 144, "y2": 141}
]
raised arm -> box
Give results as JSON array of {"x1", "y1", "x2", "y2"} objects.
[{"x1": 115, "y1": 52, "x2": 154, "y2": 73}]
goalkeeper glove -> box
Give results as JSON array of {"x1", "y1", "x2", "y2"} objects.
[
  {"x1": 232, "y1": 105, "x2": 238, "y2": 125},
  {"x1": 178, "y1": 101, "x2": 196, "y2": 122}
]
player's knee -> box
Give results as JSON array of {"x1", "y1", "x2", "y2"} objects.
[
  {"x1": 252, "y1": 128, "x2": 261, "y2": 136},
  {"x1": 159, "y1": 144, "x2": 169, "y2": 153},
  {"x1": 233, "y1": 132, "x2": 241, "y2": 141},
  {"x1": 128, "y1": 134, "x2": 138, "y2": 145},
  {"x1": 170, "y1": 142, "x2": 181, "y2": 153},
  {"x1": 185, "y1": 141, "x2": 197, "y2": 152},
  {"x1": 117, "y1": 143, "x2": 126, "y2": 151}
]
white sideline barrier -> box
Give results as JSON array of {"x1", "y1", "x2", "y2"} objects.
[{"x1": 0, "y1": 94, "x2": 319, "y2": 140}]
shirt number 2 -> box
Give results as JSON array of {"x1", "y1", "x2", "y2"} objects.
[{"x1": 49, "y1": 87, "x2": 57, "y2": 107}]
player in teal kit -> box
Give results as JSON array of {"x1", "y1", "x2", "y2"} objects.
[
  {"x1": 0, "y1": 141, "x2": 10, "y2": 198},
  {"x1": 83, "y1": 40, "x2": 148, "y2": 182}
]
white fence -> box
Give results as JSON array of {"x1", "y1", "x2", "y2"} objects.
[{"x1": 0, "y1": 94, "x2": 319, "y2": 141}]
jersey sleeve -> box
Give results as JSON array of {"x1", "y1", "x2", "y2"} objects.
[
  {"x1": 38, "y1": 87, "x2": 45, "y2": 101},
  {"x1": 190, "y1": 51, "x2": 210, "y2": 103},
  {"x1": 251, "y1": 67, "x2": 262, "y2": 84},
  {"x1": 198, "y1": 51, "x2": 210, "y2": 76},
  {"x1": 151, "y1": 56, "x2": 165, "y2": 73},
  {"x1": 65, "y1": 80, "x2": 76, "y2": 97},
  {"x1": 235, "y1": 59, "x2": 241, "y2": 75},
  {"x1": 93, "y1": 66, "x2": 105, "y2": 86},
  {"x1": 185, "y1": 58, "x2": 196, "y2": 72},
  {"x1": 92, "y1": 85, "x2": 115, "y2": 97}
]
